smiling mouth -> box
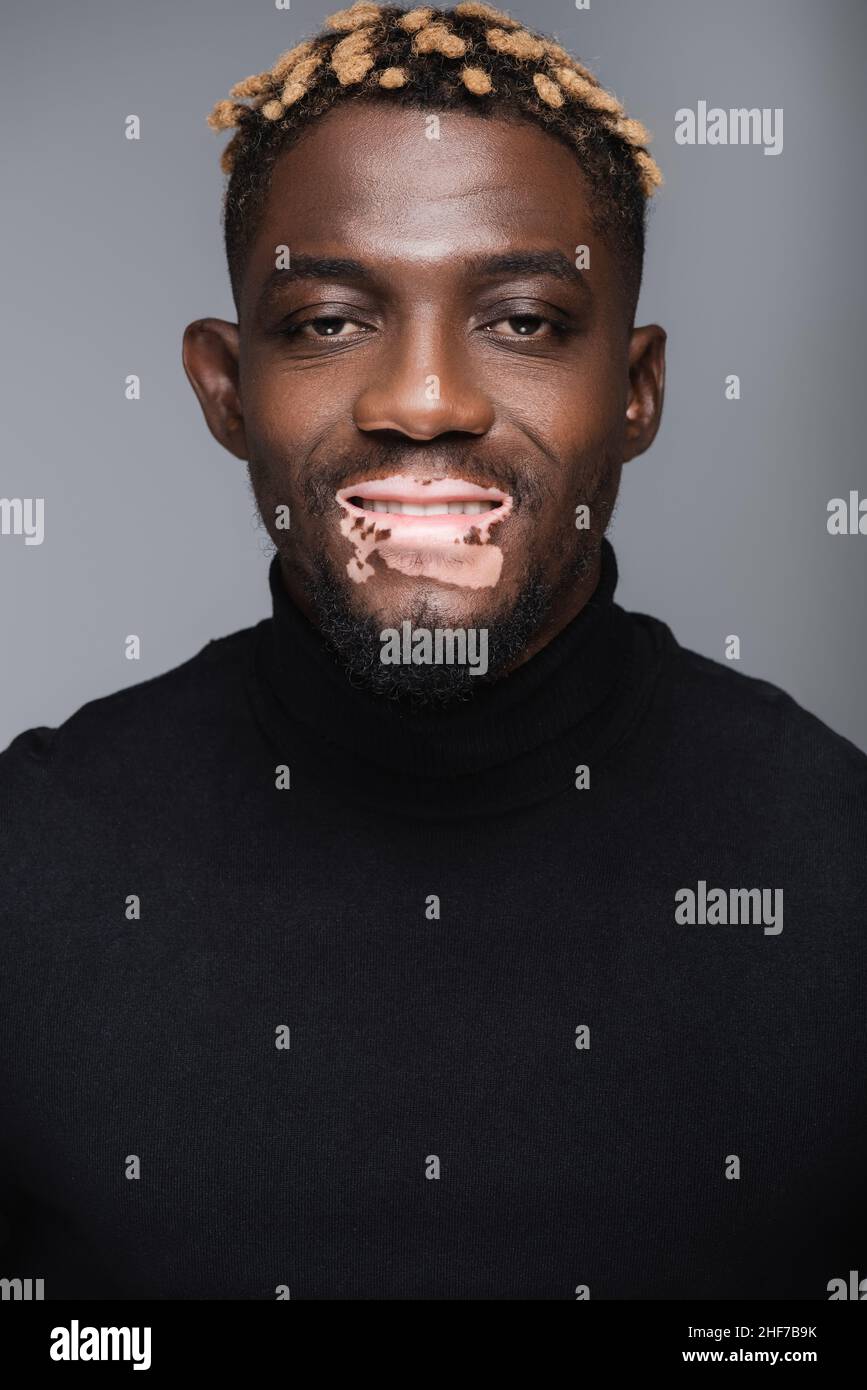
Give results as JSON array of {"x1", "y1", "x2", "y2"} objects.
[
  {"x1": 349, "y1": 498, "x2": 500, "y2": 516},
  {"x1": 335, "y1": 477, "x2": 512, "y2": 527}
]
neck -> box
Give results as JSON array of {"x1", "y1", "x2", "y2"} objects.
[
  {"x1": 501, "y1": 548, "x2": 603, "y2": 675},
  {"x1": 247, "y1": 537, "x2": 661, "y2": 821}
]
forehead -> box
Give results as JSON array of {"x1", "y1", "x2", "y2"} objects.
[{"x1": 242, "y1": 103, "x2": 609, "y2": 299}]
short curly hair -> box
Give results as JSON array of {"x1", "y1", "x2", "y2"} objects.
[{"x1": 207, "y1": 2, "x2": 662, "y2": 314}]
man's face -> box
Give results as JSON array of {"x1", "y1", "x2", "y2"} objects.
[{"x1": 185, "y1": 103, "x2": 664, "y2": 691}]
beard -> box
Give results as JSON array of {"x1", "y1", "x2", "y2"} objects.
[
  {"x1": 303, "y1": 555, "x2": 556, "y2": 708},
  {"x1": 251, "y1": 437, "x2": 613, "y2": 709}
]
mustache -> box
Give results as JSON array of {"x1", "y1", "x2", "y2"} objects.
[{"x1": 301, "y1": 441, "x2": 548, "y2": 517}]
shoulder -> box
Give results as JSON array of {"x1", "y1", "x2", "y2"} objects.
[
  {"x1": 0, "y1": 624, "x2": 260, "y2": 801},
  {"x1": 672, "y1": 639, "x2": 864, "y2": 766},
  {"x1": 0, "y1": 625, "x2": 267, "y2": 974},
  {"x1": 634, "y1": 619, "x2": 867, "y2": 807}
]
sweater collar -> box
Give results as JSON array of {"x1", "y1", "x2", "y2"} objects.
[{"x1": 248, "y1": 539, "x2": 651, "y2": 819}]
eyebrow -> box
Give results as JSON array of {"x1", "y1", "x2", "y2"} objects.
[
  {"x1": 466, "y1": 250, "x2": 590, "y2": 295},
  {"x1": 254, "y1": 248, "x2": 589, "y2": 315}
]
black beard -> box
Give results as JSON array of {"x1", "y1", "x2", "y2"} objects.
[
  {"x1": 251, "y1": 437, "x2": 614, "y2": 708},
  {"x1": 303, "y1": 557, "x2": 556, "y2": 710}
]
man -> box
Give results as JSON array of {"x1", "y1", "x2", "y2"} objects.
[{"x1": 1, "y1": 2, "x2": 864, "y2": 1301}]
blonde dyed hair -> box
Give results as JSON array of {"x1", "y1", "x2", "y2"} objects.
[{"x1": 208, "y1": 2, "x2": 661, "y2": 303}]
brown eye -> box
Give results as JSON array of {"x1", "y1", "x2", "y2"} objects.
[
  {"x1": 279, "y1": 315, "x2": 372, "y2": 342},
  {"x1": 504, "y1": 315, "x2": 544, "y2": 335},
  {"x1": 306, "y1": 317, "x2": 365, "y2": 337},
  {"x1": 485, "y1": 314, "x2": 562, "y2": 339}
]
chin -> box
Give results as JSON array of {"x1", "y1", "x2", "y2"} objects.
[
  {"x1": 305, "y1": 551, "x2": 554, "y2": 706},
  {"x1": 362, "y1": 582, "x2": 502, "y2": 633},
  {"x1": 319, "y1": 546, "x2": 506, "y2": 621}
]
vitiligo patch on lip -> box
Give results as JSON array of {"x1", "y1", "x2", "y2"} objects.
[{"x1": 335, "y1": 474, "x2": 512, "y2": 590}]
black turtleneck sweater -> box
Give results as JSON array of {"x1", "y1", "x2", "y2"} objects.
[{"x1": 1, "y1": 540, "x2": 865, "y2": 1301}]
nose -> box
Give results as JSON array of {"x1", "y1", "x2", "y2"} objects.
[{"x1": 352, "y1": 321, "x2": 495, "y2": 440}]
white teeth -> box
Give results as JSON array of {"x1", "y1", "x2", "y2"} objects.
[{"x1": 356, "y1": 499, "x2": 498, "y2": 515}]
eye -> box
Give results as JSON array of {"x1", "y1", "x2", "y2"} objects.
[
  {"x1": 483, "y1": 314, "x2": 566, "y2": 340},
  {"x1": 292, "y1": 316, "x2": 370, "y2": 339}
]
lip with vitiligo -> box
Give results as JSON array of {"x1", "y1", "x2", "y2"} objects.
[
  {"x1": 335, "y1": 474, "x2": 512, "y2": 588},
  {"x1": 336, "y1": 477, "x2": 512, "y2": 530}
]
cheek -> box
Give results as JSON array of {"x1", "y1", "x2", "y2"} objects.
[
  {"x1": 241, "y1": 381, "x2": 327, "y2": 512},
  {"x1": 244, "y1": 388, "x2": 300, "y2": 454},
  {"x1": 500, "y1": 350, "x2": 627, "y2": 468},
  {"x1": 240, "y1": 344, "x2": 339, "y2": 442}
]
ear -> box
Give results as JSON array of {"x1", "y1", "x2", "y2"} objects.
[
  {"x1": 623, "y1": 323, "x2": 666, "y2": 462},
  {"x1": 181, "y1": 317, "x2": 248, "y2": 461}
]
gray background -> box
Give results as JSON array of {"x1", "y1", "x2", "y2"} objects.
[{"x1": 2, "y1": 0, "x2": 865, "y2": 750}]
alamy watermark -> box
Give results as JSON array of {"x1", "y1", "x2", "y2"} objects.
[
  {"x1": 0, "y1": 497, "x2": 43, "y2": 545},
  {"x1": 380, "y1": 622, "x2": 488, "y2": 676},
  {"x1": 675, "y1": 880, "x2": 783, "y2": 935},
  {"x1": 1, "y1": 1275, "x2": 44, "y2": 1299},
  {"x1": 50, "y1": 1320, "x2": 151, "y2": 1370},
  {"x1": 827, "y1": 1269, "x2": 867, "y2": 1299},
  {"x1": 675, "y1": 102, "x2": 783, "y2": 157}
]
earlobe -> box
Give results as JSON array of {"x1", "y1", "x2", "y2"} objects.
[
  {"x1": 181, "y1": 317, "x2": 248, "y2": 460},
  {"x1": 623, "y1": 323, "x2": 666, "y2": 463}
]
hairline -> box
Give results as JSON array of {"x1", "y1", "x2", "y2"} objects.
[{"x1": 228, "y1": 96, "x2": 645, "y2": 324}]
